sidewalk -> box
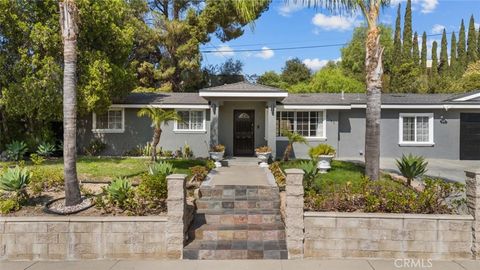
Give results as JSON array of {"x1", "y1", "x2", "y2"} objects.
[{"x1": 2, "y1": 259, "x2": 480, "y2": 270}]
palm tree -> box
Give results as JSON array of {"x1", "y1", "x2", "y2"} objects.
[
  {"x1": 137, "y1": 108, "x2": 182, "y2": 161},
  {"x1": 59, "y1": 0, "x2": 82, "y2": 206},
  {"x1": 269, "y1": 0, "x2": 388, "y2": 180},
  {"x1": 282, "y1": 129, "x2": 307, "y2": 161}
]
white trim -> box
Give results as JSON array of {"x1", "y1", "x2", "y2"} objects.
[
  {"x1": 275, "y1": 109, "x2": 327, "y2": 139},
  {"x1": 278, "y1": 105, "x2": 351, "y2": 110},
  {"x1": 92, "y1": 108, "x2": 125, "y2": 133},
  {"x1": 398, "y1": 113, "x2": 434, "y2": 146},
  {"x1": 351, "y1": 104, "x2": 480, "y2": 109},
  {"x1": 110, "y1": 104, "x2": 210, "y2": 109},
  {"x1": 199, "y1": 91, "x2": 288, "y2": 98},
  {"x1": 453, "y1": 92, "x2": 480, "y2": 101},
  {"x1": 173, "y1": 109, "x2": 206, "y2": 133}
]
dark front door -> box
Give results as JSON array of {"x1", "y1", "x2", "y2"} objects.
[
  {"x1": 460, "y1": 113, "x2": 480, "y2": 160},
  {"x1": 233, "y1": 110, "x2": 255, "y2": 156}
]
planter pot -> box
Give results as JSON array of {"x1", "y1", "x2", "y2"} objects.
[
  {"x1": 317, "y1": 155, "x2": 334, "y2": 173},
  {"x1": 209, "y1": 151, "x2": 224, "y2": 168},
  {"x1": 256, "y1": 152, "x2": 271, "y2": 168}
]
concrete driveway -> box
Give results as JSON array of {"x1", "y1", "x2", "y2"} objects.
[{"x1": 339, "y1": 157, "x2": 480, "y2": 183}]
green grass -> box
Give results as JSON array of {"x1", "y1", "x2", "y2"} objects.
[{"x1": 0, "y1": 156, "x2": 206, "y2": 182}]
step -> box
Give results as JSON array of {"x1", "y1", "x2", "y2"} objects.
[
  {"x1": 189, "y1": 224, "x2": 286, "y2": 241},
  {"x1": 196, "y1": 200, "x2": 280, "y2": 210},
  {"x1": 183, "y1": 240, "x2": 288, "y2": 259},
  {"x1": 199, "y1": 185, "x2": 279, "y2": 201},
  {"x1": 194, "y1": 212, "x2": 282, "y2": 225}
]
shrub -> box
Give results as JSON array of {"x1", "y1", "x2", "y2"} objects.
[
  {"x1": 29, "y1": 167, "x2": 64, "y2": 195},
  {"x1": 30, "y1": 153, "x2": 45, "y2": 166},
  {"x1": 255, "y1": 146, "x2": 272, "y2": 153},
  {"x1": 0, "y1": 197, "x2": 20, "y2": 214},
  {"x1": 308, "y1": 144, "x2": 336, "y2": 160},
  {"x1": 163, "y1": 150, "x2": 173, "y2": 157},
  {"x1": 183, "y1": 143, "x2": 193, "y2": 158},
  {"x1": 210, "y1": 144, "x2": 225, "y2": 152},
  {"x1": 395, "y1": 154, "x2": 428, "y2": 186},
  {"x1": 84, "y1": 139, "x2": 107, "y2": 156},
  {"x1": 298, "y1": 160, "x2": 318, "y2": 190},
  {"x1": 0, "y1": 166, "x2": 31, "y2": 193},
  {"x1": 206, "y1": 159, "x2": 216, "y2": 171},
  {"x1": 106, "y1": 177, "x2": 133, "y2": 207},
  {"x1": 190, "y1": 166, "x2": 208, "y2": 182},
  {"x1": 36, "y1": 142, "x2": 56, "y2": 157},
  {"x1": 5, "y1": 141, "x2": 28, "y2": 161},
  {"x1": 148, "y1": 161, "x2": 174, "y2": 176},
  {"x1": 137, "y1": 173, "x2": 168, "y2": 202}
]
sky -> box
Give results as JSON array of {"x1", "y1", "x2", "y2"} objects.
[{"x1": 200, "y1": 0, "x2": 480, "y2": 76}]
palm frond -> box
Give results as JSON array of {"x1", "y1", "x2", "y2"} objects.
[{"x1": 137, "y1": 107, "x2": 182, "y2": 128}]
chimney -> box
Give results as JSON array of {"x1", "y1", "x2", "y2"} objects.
[{"x1": 341, "y1": 90, "x2": 345, "y2": 100}]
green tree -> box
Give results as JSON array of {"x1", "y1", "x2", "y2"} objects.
[
  {"x1": 431, "y1": 41, "x2": 439, "y2": 78},
  {"x1": 402, "y1": 0, "x2": 412, "y2": 62},
  {"x1": 289, "y1": 66, "x2": 365, "y2": 93},
  {"x1": 142, "y1": 0, "x2": 270, "y2": 92},
  {"x1": 202, "y1": 58, "x2": 244, "y2": 87},
  {"x1": 439, "y1": 29, "x2": 449, "y2": 76},
  {"x1": 478, "y1": 25, "x2": 480, "y2": 57},
  {"x1": 281, "y1": 130, "x2": 307, "y2": 162},
  {"x1": 421, "y1": 32, "x2": 427, "y2": 74},
  {"x1": 450, "y1": 32, "x2": 458, "y2": 77},
  {"x1": 467, "y1": 15, "x2": 478, "y2": 63},
  {"x1": 458, "y1": 19, "x2": 467, "y2": 71},
  {"x1": 393, "y1": 4, "x2": 402, "y2": 67},
  {"x1": 453, "y1": 61, "x2": 480, "y2": 91},
  {"x1": 257, "y1": 71, "x2": 284, "y2": 88},
  {"x1": 59, "y1": 0, "x2": 82, "y2": 206},
  {"x1": 280, "y1": 58, "x2": 311, "y2": 85},
  {"x1": 137, "y1": 108, "x2": 182, "y2": 161},
  {"x1": 412, "y1": 32, "x2": 420, "y2": 68}
]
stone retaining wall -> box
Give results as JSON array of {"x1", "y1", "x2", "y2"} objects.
[
  {"x1": 304, "y1": 212, "x2": 474, "y2": 260},
  {"x1": 0, "y1": 216, "x2": 168, "y2": 260}
]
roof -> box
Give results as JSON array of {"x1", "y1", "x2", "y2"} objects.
[
  {"x1": 115, "y1": 92, "x2": 208, "y2": 105},
  {"x1": 199, "y1": 81, "x2": 286, "y2": 93}
]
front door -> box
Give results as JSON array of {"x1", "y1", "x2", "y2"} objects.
[
  {"x1": 233, "y1": 110, "x2": 255, "y2": 156},
  {"x1": 460, "y1": 113, "x2": 480, "y2": 160}
]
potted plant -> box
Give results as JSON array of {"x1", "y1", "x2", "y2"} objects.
[
  {"x1": 255, "y1": 146, "x2": 272, "y2": 168},
  {"x1": 308, "y1": 144, "x2": 336, "y2": 173},
  {"x1": 209, "y1": 144, "x2": 225, "y2": 168}
]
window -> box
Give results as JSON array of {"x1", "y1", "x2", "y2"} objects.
[
  {"x1": 276, "y1": 111, "x2": 325, "y2": 138},
  {"x1": 92, "y1": 109, "x2": 124, "y2": 133},
  {"x1": 399, "y1": 113, "x2": 434, "y2": 145},
  {"x1": 175, "y1": 110, "x2": 206, "y2": 132}
]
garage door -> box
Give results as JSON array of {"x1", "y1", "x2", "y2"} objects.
[{"x1": 460, "y1": 113, "x2": 480, "y2": 160}]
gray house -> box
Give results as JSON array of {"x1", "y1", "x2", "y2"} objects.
[{"x1": 78, "y1": 82, "x2": 480, "y2": 160}]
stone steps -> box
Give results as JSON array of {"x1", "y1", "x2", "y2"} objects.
[{"x1": 184, "y1": 184, "x2": 287, "y2": 260}]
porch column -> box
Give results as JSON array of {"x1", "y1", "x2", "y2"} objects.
[
  {"x1": 266, "y1": 101, "x2": 277, "y2": 158},
  {"x1": 210, "y1": 101, "x2": 219, "y2": 146}
]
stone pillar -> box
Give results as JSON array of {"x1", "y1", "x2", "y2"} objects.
[
  {"x1": 210, "y1": 101, "x2": 219, "y2": 146},
  {"x1": 285, "y1": 168, "x2": 305, "y2": 259},
  {"x1": 266, "y1": 100, "x2": 277, "y2": 158},
  {"x1": 466, "y1": 169, "x2": 480, "y2": 259},
  {"x1": 166, "y1": 174, "x2": 187, "y2": 259}
]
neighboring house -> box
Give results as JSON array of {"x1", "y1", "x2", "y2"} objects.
[{"x1": 78, "y1": 82, "x2": 480, "y2": 160}]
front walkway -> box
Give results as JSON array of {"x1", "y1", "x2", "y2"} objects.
[
  {"x1": 204, "y1": 157, "x2": 275, "y2": 186},
  {"x1": 3, "y1": 259, "x2": 480, "y2": 270}
]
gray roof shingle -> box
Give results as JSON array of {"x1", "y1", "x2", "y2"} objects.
[
  {"x1": 199, "y1": 81, "x2": 286, "y2": 92},
  {"x1": 116, "y1": 92, "x2": 208, "y2": 105}
]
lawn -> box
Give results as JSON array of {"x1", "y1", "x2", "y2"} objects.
[{"x1": 0, "y1": 156, "x2": 207, "y2": 182}]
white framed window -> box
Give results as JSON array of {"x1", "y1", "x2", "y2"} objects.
[
  {"x1": 399, "y1": 113, "x2": 434, "y2": 146},
  {"x1": 276, "y1": 110, "x2": 326, "y2": 139},
  {"x1": 92, "y1": 108, "x2": 125, "y2": 133},
  {"x1": 174, "y1": 110, "x2": 206, "y2": 133}
]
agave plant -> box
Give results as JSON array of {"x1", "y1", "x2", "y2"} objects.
[
  {"x1": 37, "y1": 142, "x2": 56, "y2": 157},
  {"x1": 0, "y1": 166, "x2": 31, "y2": 193},
  {"x1": 148, "y1": 161, "x2": 174, "y2": 176},
  {"x1": 106, "y1": 177, "x2": 132, "y2": 206},
  {"x1": 298, "y1": 160, "x2": 318, "y2": 190},
  {"x1": 395, "y1": 154, "x2": 428, "y2": 186},
  {"x1": 5, "y1": 141, "x2": 28, "y2": 161}
]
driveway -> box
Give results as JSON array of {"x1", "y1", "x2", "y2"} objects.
[{"x1": 339, "y1": 157, "x2": 480, "y2": 183}]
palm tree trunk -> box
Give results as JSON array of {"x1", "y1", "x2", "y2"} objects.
[
  {"x1": 151, "y1": 128, "x2": 162, "y2": 161},
  {"x1": 60, "y1": 0, "x2": 82, "y2": 206},
  {"x1": 283, "y1": 143, "x2": 292, "y2": 162},
  {"x1": 364, "y1": 14, "x2": 384, "y2": 181}
]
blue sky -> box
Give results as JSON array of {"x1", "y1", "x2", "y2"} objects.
[{"x1": 200, "y1": 0, "x2": 480, "y2": 76}]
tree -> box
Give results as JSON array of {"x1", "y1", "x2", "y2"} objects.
[
  {"x1": 478, "y1": 25, "x2": 480, "y2": 57},
  {"x1": 458, "y1": 19, "x2": 467, "y2": 72},
  {"x1": 453, "y1": 61, "x2": 480, "y2": 91},
  {"x1": 257, "y1": 71, "x2": 284, "y2": 88},
  {"x1": 421, "y1": 32, "x2": 427, "y2": 74},
  {"x1": 439, "y1": 29, "x2": 449, "y2": 76},
  {"x1": 281, "y1": 58, "x2": 311, "y2": 85},
  {"x1": 202, "y1": 58, "x2": 244, "y2": 87},
  {"x1": 141, "y1": 0, "x2": 270, "y2": 92},
  {"x1": 402, "y1": 0, "x2": 412, "y2": 62},
  {"x1": 281, "y1": 130, "x2": 307, "y2": 162},
  {"x1": 431, "y1": 41, "x2": 439, "y2": 77},
  {"x1": 59, "y1": 0, "x2": 82, "y2": 206},
  {"x1": 412, "y1": 32, "x2": 420, "y2": 67},
  {"x1": 467, "y1": 15, "x2": 478, "y2": 64},
  {"x1": 393, "y1": 4, "x2": 402, "y2": 67},
  {"x1": 137, "y1": 108, "x2": 182, "y2": 161},
  {"x1": 450, "y1": 32, "x2": 458, "y2": 77}
]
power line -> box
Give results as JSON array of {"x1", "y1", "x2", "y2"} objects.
[{"x1": 201, "y1": 31, "x2": 457, "y2": 53}]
